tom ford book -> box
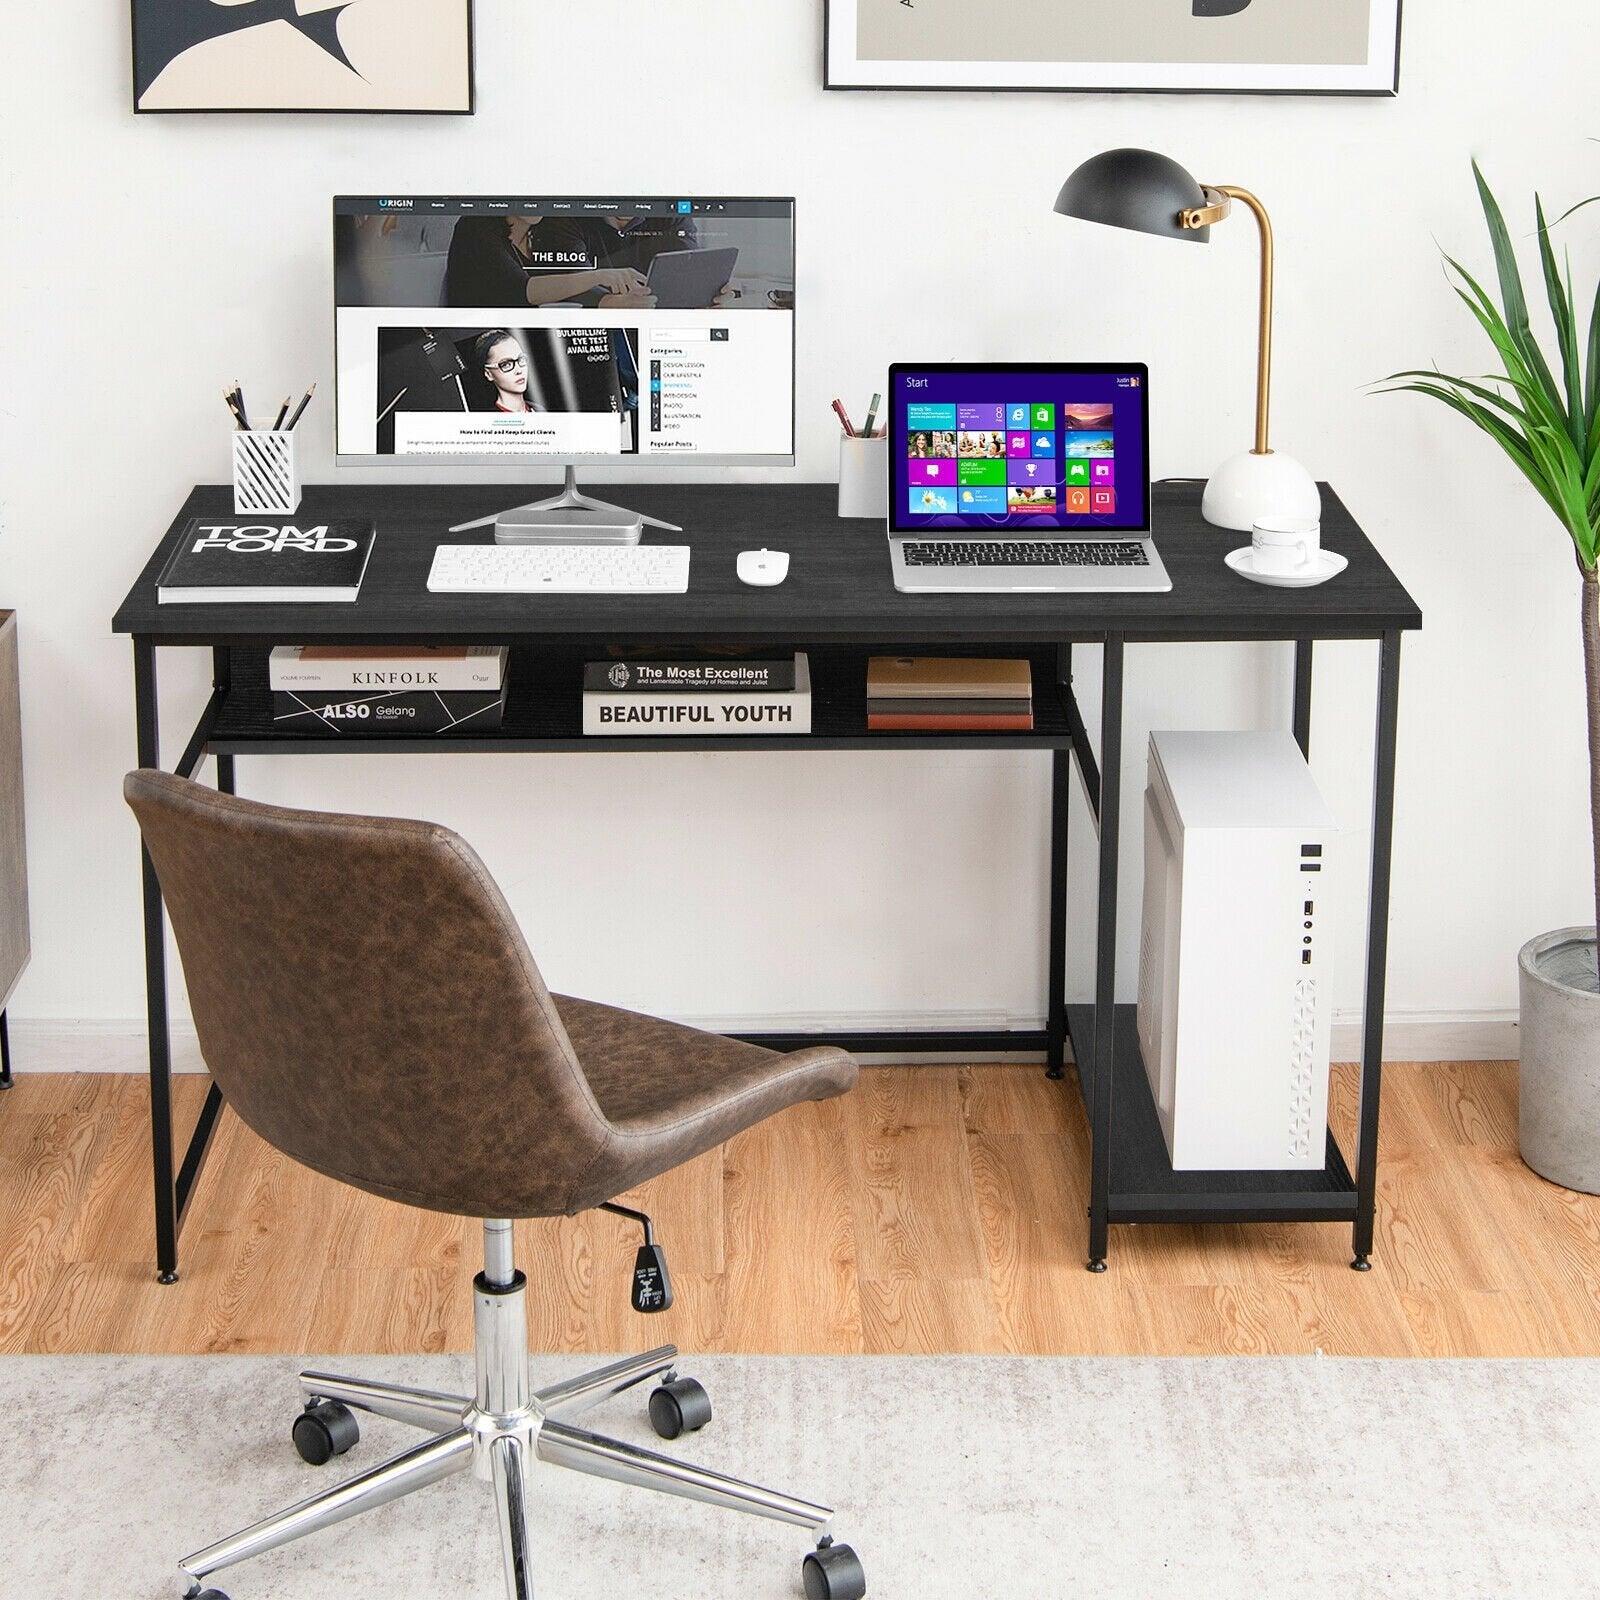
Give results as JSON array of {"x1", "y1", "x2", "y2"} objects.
[{"x1": 157, "y1": 518, "x2": 375, "y2": 603}]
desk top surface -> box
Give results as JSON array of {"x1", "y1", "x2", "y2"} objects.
[{"x1": 113, "y1": 480, "x2": 1422, "y2": 644}]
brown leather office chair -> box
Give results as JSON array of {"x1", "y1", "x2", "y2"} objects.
[{"x1": 124, "y1": 770, "x2": 865, "y2": 1600}]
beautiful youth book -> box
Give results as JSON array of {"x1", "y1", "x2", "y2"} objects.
[
  {"x1": 584, "y1": 655, "x2": 810, "y2": 735},
  {"x1": 583, "y1": 657, "x2": 796, "y2": 693},
  {"x1": 157, "y1": 518, "x2": 375, "y2": 603}
]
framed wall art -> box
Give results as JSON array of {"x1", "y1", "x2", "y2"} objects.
[
  {"x1": 132, "y1": 0, "x2": 475, "y2": 114},
  {"x1": 824, "y1": 0, "x2": 1401, "y2": 95}
]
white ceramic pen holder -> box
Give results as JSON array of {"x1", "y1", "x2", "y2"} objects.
[
  {"x1": 232, "y1": 429, "x2": 301, "y2": 516},
  {"x1": 838, "y1": 433, "x2": 888, "y2": 519}
]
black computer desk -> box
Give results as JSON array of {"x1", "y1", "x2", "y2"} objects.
[{"x1": 113, "y1": 480, "x2": 1422, "y2": 1281}]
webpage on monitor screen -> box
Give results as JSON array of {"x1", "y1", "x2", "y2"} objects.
[{"x1": 333, "y1": 196, "x2": 795, "y2": 460}]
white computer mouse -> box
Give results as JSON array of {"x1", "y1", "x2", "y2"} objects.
[{"x1": 736, "y1": 548, "x2": 790, "y2": 586}]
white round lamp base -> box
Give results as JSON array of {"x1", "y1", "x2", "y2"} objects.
[{"x1": 1201, "y1": 450, "x2": 1321, "y2": 532}]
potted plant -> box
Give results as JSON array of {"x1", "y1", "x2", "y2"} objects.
[{"x1": 1387, "y1": 162, "x2": 1600, "y2": 1191}]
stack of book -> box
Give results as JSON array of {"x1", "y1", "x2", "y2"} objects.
[
  {"x1": 582, "y1": 653, "x2": 811, "y2": 736},
  {"x1": 866, "y1": 656, "x2": 1033, "y2": 731},
  {"x1": 268, "y1": 644, "x2": 508, "y2": 735}
]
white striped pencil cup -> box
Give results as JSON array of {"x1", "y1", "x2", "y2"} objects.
[{"x1": 232, "y1": 429, "x2": 301, "y2": 516}]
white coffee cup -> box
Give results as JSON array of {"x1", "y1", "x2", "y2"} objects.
[{"x1": 1250, "y1": 514, "x2": 1321, "y2": 576}]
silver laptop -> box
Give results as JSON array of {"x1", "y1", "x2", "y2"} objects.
[{"x1": 888, "y1": 362, "x2": 1171, "y2": 593}]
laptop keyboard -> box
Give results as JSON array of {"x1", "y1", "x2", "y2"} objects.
[{"x1": 901, "y1": 540, "x2": 1151, "y2": 568}]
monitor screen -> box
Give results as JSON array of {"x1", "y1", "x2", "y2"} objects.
[
  {"x1": 889, "y1": 363, "x2": 1149, "y2": 533},
  {"x1": 333, "y1": 196, "x2": 795, "y2": 463}
]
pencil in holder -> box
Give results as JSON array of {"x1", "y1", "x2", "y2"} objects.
[{"x1": 232, "y1": 429, "x2": 301, "y2": 517}]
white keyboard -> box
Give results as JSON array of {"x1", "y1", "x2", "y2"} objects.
[{"x1": 427, "y1": 543, "x2": 691, "y2": 595}]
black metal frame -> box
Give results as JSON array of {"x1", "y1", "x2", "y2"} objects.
[
  {"x1": 131, "y1": 638, "x2": 1083, "y2": 1280},
  {"x1": 1061, "y1": 630, "x2": 1403, "y2": 1271},
  {"x1": 131, "y1": 624, "x2": 1403, "y2": 1283},
  {"x1": 821, "y1": 0, "x2": 1403, "y2": 95},
  {"x1": 119, "y1": 476, "x2": 1418, "y2": 1283}
]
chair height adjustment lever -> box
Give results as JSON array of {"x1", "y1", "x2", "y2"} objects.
[{"x1": 598, "y1": 1201, "x2": 674, "y2": 1313}]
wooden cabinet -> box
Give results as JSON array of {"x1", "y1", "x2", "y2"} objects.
[{"x1": 0, "y1": 611, "x2": 28, "y2": 1030}]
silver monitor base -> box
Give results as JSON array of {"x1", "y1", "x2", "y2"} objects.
[{"x1": 447, "y1": 466, "x2": 681, "y2": 545}]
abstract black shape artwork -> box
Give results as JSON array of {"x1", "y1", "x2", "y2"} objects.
[{"x1": 131, "y1": 0, "x2": 474, "y2": 113}]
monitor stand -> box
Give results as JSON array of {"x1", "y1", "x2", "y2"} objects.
[{"x1": 447, "y1": 466, "x2": 683, "y2": 545}]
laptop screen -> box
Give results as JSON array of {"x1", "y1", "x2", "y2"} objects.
[{"x1": 888, "y1": 363, "x2": 1149, "y2": 534}]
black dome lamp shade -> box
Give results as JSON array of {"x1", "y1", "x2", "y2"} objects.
[
  {"x1": 1053, "y1": 146, "x2": 1321, "y2": 533},
  {"x1": 1052, "y1": 148, "x2": 1217, "y2": 243}
]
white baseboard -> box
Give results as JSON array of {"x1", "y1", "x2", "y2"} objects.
[
  {"x1": 6, "y1": 1018, "x2": 209, "y2": 1075},
  {"x1": 1, "y1": 1008, "x2": 1523, "y2": 1074}
]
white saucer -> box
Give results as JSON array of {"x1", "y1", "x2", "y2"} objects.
[{"x1": 1225, "y1": 546, "x2": 1348, "y2": 588}]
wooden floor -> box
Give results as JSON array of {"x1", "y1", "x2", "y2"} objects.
[{"x1": 2, "y1": 1060, "x2": 1597, "y2": 1358}]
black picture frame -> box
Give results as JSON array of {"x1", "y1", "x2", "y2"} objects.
[
  {"x1": 132, "y1": 0, "x2": 476, "y2": 114},
  {"x1": 824, "y1": 0, "x2": 1401, "y2": 96}
]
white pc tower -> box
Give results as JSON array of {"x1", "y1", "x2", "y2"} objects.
[{"x1": 1136, "y1": 730, "x2": 1337, "y2": 1171}]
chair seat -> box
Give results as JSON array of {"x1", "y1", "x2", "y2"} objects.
[{"x1": 553, "y1": 996, "x2": 857, "y2": 1209}]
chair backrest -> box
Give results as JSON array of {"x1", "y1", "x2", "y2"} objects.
[{"x1": 125, "y1": 769, "x2": 616, "y2": 1218}]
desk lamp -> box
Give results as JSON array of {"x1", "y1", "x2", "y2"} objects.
[{"x1": 1053, "y1": 147, "x2": 1320, "y2": 532}]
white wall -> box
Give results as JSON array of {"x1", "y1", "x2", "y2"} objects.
[{"x1": 1, "y1": 0, "x2": 1594, "y2": 1052}]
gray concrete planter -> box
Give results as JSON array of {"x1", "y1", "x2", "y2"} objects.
[{"x1": 1519, "y1": 926, "x2": 1600, "y2": 1191}]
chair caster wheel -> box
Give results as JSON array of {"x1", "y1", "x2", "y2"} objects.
[
  {"x1": 292, "y1": 1399, "x2": 360, "y2": 1465},
  {"x1": 649, "y1": 1376, "x2": 712, "y2": 1439},
  {"x1": 185, "y1": 1589, "x2": 229, "y2": 1600},
  {"x1": 802, "y1": 1540, "x2": 866, "y2": 1600}
]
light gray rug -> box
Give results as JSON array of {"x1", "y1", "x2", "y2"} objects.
[{"x1": 6, "y1": 1353, "x2": 1598, "y2": 1598}]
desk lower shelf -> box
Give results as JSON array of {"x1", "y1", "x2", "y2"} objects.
[
  {"x1": 206, "y1": 643, "x2": 1075, "y2": 755},
  {"x1": 1066, "y1": 1004, "x2": 1358, "y2": 1225}
]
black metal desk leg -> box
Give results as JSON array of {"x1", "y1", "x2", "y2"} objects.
[
  {"x1": 1046, "y1": 645, "x2": 1072, "y2": 1080},
  {"x1": 134, "y1": 638, "x2": 181, "y2": 1283},
  {"x1": 1046, "y1": 749, "x2": 1070, "y2": 1079},
  {"x1": 212, "y1": 647, "x2": 235, "y2": 795},
  {"x1": 1293, "y1": 639, "x2": 1313, "y2": 759},
  {"x1": 1087, "y1": 636, "x2": 1125, "y2": 1271},
  {"x1": 1351, "y1": 630, "x2": 1403, "y2": 1270},
  {"x1": 0, "y1": 1009, "x2": 11, "y2": 1090}
]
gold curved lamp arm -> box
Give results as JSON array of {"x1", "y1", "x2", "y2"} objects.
[{"x1": 1180, "y1": 185, "x2": 1275, "y2": 457}]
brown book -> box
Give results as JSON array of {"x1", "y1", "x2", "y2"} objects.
[
  {"x1": 868, "y1": 710, "x2": 1035, "y2": 731},
  {"x1": 866, "y1": 656, "x2": 1032, "y2": 699},
  {"x1": 297, "y1": 644, "x2": 472, "y2": 660}
]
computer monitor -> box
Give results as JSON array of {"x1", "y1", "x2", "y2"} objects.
[{"x1": 333, "y1": 195, "x2": 796, "y2": 539}]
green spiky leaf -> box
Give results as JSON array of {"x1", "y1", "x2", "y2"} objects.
[{"x1": 1390, "y1": 164, "x2": 1600, "y2": 575}]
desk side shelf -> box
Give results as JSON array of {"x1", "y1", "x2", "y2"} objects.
[{"x1": 1066, "y1": 1004, "x2": 1358, "y2": 1224}]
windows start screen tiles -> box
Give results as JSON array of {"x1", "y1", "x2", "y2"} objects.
[{"x1": 905, "y1": 399, "x2": 1115, "y2": 517}]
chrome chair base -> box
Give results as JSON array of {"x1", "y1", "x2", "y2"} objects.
[{"x1": 178, "y1": 1224, "x2": 840, "y2": 1600}]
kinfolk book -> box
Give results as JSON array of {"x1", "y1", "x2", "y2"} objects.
[
  {"x1": 584, "y1": 654, "x2": 811, "y2": 735},
  {"x1": 269, "y1": 644, "x2": 506, "y2": 691},
  {"x1": 157, "y1": 519, "x2": 375, "y2": 603}
]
